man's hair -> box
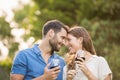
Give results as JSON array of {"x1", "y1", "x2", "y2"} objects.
[{"x1": 42, "y1": 20, "x2": 68, "y2": 37}]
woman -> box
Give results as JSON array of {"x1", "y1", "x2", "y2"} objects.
[{"x1": 63, "y1": 26, "x2": 112, "y2": 80}]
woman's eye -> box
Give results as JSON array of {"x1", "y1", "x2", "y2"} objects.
[{"x1": 68, "y1": 39, "x2": 70, "y2": 41}]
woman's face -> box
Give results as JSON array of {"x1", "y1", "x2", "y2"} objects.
[{"x1": 67, "y1": 34, "x2": 81, "y2": 53}]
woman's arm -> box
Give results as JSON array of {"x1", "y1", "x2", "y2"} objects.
[{"x1": 104, "y1": 73, "x2": 112, "y2": 80}]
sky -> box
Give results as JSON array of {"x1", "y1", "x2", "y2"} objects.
[{"x1": 0, "y1": 0, "x2": 31, "y2": 22}]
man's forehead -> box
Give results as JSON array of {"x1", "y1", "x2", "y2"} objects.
[
  {"x1": 61, "y1": 28, "x2": 67, "y2": 33},
  {"x1": 58, "y1": 29, "x2": 67, "y2": 36}
]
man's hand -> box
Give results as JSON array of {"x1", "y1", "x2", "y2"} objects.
[
  {"x1": 43, "y1": 63, "x2": 60, "y2": 80},
  {"x1": 33, "y1": 63, "x2": 60, "y2": 80}
]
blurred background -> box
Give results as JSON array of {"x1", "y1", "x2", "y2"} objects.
[{"x1": 0, "y1": 0, "x2": 120, "y2": 80}]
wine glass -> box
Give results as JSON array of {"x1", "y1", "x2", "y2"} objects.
[
  {"x1": 75, "y1": 50, "x2": 85, "y2": 62},
  {"x1": 75, "y1": 50, "x2": 86, "y2": 75},
  {"x1": 49, "y1": 58, "x2": 60, "y2": 69}
]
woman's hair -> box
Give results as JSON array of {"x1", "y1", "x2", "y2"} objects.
[
  {"x1": 64, "y1": 53, "x2": 76, "y2": 70},
  {"x1": 66, "y1": 26, "x2": 96, "y2": 70}
]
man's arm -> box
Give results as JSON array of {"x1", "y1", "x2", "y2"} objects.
[
  {"x1": 32, "y1": 75, "x2": 46, "y2": 80},
  {"x1": 10, "y1": 74, "x2": 24, "y2": 80}
]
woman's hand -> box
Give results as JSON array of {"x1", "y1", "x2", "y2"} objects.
[
  {"x1": 67, "y1": 70, "x2": 76, "y2": 80},
  {"x1": 75, "y1": 58, "x2": 88, "y2": 74},
  {"x1": 75, "y1": 58, "x2": 98, "y2": 80}
]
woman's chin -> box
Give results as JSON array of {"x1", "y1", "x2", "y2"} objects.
[{"x1": 69, "y1": 50, "x2": 75, "y2": 54}]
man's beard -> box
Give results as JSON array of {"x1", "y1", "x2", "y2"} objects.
[{"x1": 49, "y1": 35, "x2": 59, "y2": 52}]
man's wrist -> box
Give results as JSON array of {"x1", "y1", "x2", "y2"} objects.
[
  {"x1": 41, "y1": 74, "x2": 47, "y2": 80},
  {"x1": 32, "y1": 74, "x2": 46, "y2": 80}
]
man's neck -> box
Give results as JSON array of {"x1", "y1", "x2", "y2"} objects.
[
  {"x1": 38, "y1": 40, "x2": 53, "y2": 63},
  {"x1": 39, "y1": 40, "x2": 52, "y2": 53}
]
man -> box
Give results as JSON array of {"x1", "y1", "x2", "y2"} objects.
[{"x1": 10, "y1": 20, "x2": 69, "y2": 80}]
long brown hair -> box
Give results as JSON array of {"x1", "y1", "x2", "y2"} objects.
[
  {"x1": 66, "y1": 26, "x2": 96, "y2": 70},
  {"x1": 68, "y1": 26, "x2": 96, "y2": 55}
]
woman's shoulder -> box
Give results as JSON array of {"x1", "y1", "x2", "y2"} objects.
[
  {"x1": 91, "y1": 55, "x2": 106, "y2": 60},
  {"x1": 93, "y1": 56, "x2": 112, "y2": 79},
  {"x1": 91, "y1": 55, "x2": 108, "y2": 64},
  {"x1": 89, "y1": 55, "x2": 107, "y2": 63}
]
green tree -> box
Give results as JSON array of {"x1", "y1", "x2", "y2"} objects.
[{"x1": 0, "y1": 0, "x2": 120, "y2": 79}]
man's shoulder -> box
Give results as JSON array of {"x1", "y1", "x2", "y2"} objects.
[
  {"x1": 20, "y1": 47, "x2": 32, "y2": 53},
  {"x1": 18, "y1": 44, "x2": 38, "y2": 54},
  {"x1": 16, "y1": 47, "x2": 33, "y2": 57}
]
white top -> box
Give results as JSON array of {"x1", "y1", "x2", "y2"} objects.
[{"x1": 63, "y1": 55, "x2": 112, "y2": 80}]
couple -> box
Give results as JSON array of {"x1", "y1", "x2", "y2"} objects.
[{"x1": 10, "y1": 20, "x2": 112, "y2": 80}]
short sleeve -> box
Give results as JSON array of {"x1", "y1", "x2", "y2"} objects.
[
  {"x1": 63, "y1": 65, "x2": 67, "y2": 80},
  {"x1": 11, "y1": 51, "x2": 27, "y2": 75},
  {"x1": 98, "y1": 57, "x2": 112, "y2": 80}
]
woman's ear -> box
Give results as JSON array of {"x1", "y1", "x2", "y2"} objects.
[
  {"x1": 78, "y1": 37, "x2": 83, "y2": 44},
  {"x1": 48, "y1": 29, "x2": 55, "y2": 38}
]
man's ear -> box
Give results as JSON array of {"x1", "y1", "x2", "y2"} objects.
[
  {"x1": 48, "y1": 29, "x2": 55, "y2": 38},
  {"x1": 78, "y1": 37, "x2": 83, "y2": 44}
]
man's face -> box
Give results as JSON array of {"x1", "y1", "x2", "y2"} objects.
[{"x1": 49, "y1": 28, "x2": 67, "y2": 51}]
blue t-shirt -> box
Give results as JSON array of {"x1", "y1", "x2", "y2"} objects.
[{"x1": 11, "y1": 44, "x2": 66, "y2": 80}]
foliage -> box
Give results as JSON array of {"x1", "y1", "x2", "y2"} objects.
[
  {"x1": 13, "y1": 4, "x2": 42, "y2": 40},
  {"x1": 0, "y1": 17, "x2": 12, "y2": 39},
  {"x1": 0, "y1": 16, "x2": 19, "y2": 59},
  {"x1": 105, "y1": 45, "x2": 120, "y2": 79},
  {"x1": 0, "y1": 57, "x2": 12, "y2": 80},
  {"x1": 0, "y1": 17, "x2": 18, "y2": 80}
]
